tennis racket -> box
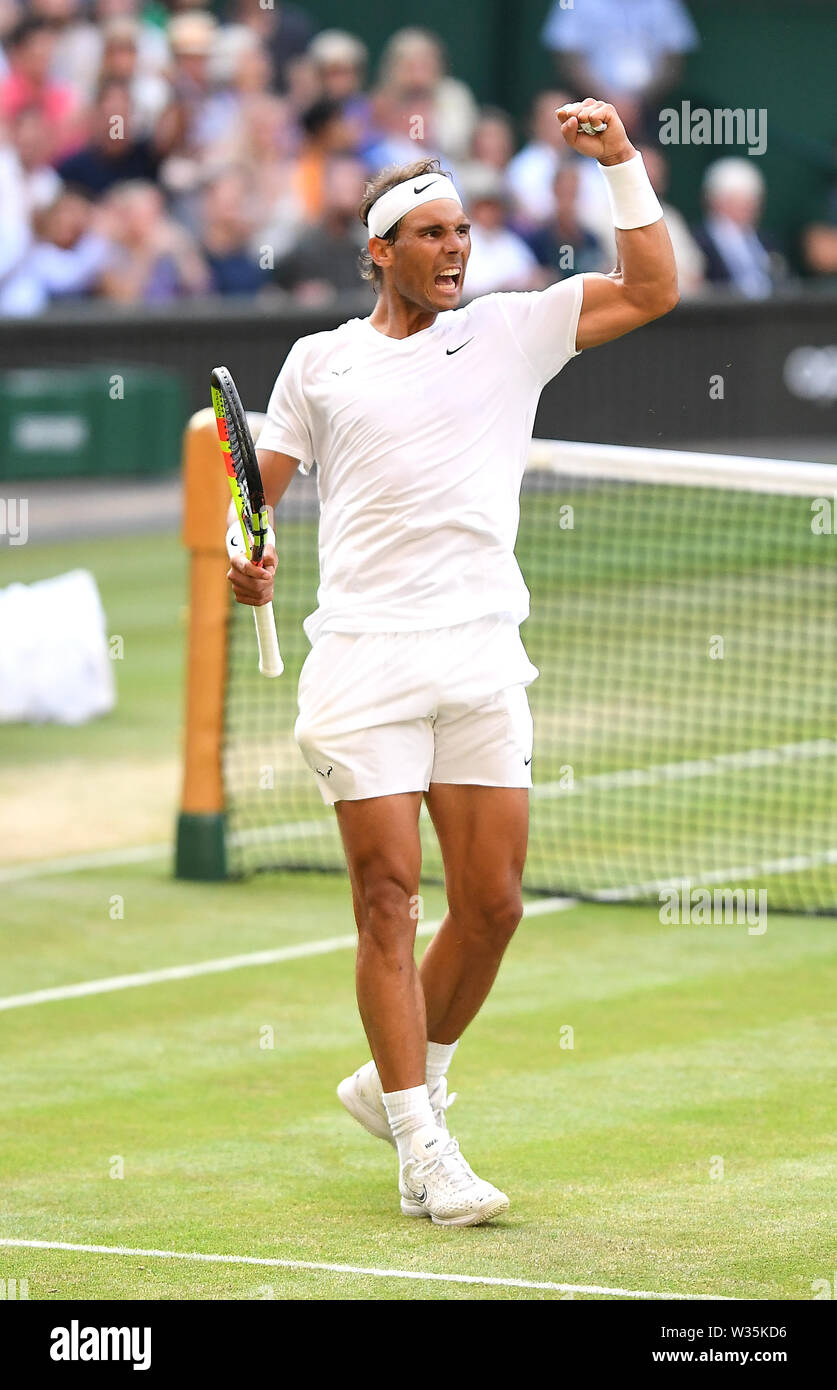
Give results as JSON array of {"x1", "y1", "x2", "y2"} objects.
[{"x1": 210, "y1": 365, "x2": 283, "y2": 677}]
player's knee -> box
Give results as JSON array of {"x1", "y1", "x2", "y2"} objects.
[
  {"x1": 355, "y1": 872, "x2": 417, "y2": 956},
  {"x1": 484, "y1": 887, "x2": 524, "y2": 943},
  {"x1": 454, "y1": 881, "x2": 523, "y2": 945}
]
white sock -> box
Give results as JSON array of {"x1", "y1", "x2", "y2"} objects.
[
  {"x1": 382, "y1": 1084, "x2": 436, "y2": 1166},
  {"x1": 426, "y1": 1039, "x2": 459, "y2": 1091}
]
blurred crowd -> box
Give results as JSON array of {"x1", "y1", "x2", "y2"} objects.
[{"x1": 0, "y1": 0, "x2": 833, "y2": 317}]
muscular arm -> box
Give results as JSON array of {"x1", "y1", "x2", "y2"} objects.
[
  {"x1": 257, "y1": 447, "x2": 303, "y2": 510},
  {"x1": 576, "y1": 217, "x2": 678, "y2": 350},
  {"x1": 555, "y1": 98, "x2": 679, "y2": 351}
]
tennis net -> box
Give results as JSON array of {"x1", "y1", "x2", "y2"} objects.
[{"x1": 223, "y1": 436, "x2": 837, "y2": 913}]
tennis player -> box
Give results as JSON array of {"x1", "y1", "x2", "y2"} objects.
[{"x1": 229, "y1": 99, "x2": 678, "y2": 1226}]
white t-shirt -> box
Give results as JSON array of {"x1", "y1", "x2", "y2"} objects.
[{"x1": 259, "y1": 276, "x2": 585, "y2": 644}]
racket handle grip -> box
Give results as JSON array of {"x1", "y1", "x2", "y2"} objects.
[{"x1": 253, "y1": 602, "x2": 283, "y2": 678}]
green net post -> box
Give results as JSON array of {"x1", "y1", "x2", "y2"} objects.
[{"x1": 175, "y1": 812, "x2": 227, "y2": 881}]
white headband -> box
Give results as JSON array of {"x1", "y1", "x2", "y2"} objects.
[{"x1": 367, "y1": 174, "x2": 462, "y2": 239}]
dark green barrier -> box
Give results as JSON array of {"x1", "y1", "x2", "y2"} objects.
[
  {"x1": 0, "y1": 294, "x2": 834, "y2": 458},
  {"x1": 0, "y1": 364, "x2": 186, "y2": 480}
]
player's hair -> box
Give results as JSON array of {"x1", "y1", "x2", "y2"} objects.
[{"x1": 358, "y1": 156, "x2": 454, "y2": 293}]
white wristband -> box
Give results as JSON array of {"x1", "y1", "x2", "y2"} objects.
[
  {"x1": 599, "y1": 152, "x2": 664, "y2": 230},
  {"x1": 226, "y1": 521, "x2": 276, "y2": 559}
]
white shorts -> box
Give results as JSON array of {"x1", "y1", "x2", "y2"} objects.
[{"x1": 295, "y1": 615, "x2": 539, "y2": 805}]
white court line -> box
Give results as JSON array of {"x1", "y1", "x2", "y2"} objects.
[
  {"x1": 593, "y1": 848, "x2": 837, "y2": 902},
  {"x1": 0, "y1": 1239, "x2": 733, "y2": 1300},
  {"x1": 0, "y1": 898, "x2": 577, "y2": 1013},
  {"x1": 0, "y1": 842, "x2": 170, "y2": 884},
  {"x1": 2, "y1": 840, "x2": 833, "y2": 1015},
  {"x1": 0, "y1": 821, "x2": 334, "y2": 885},
  {"x1": 2, "y1": 838, "x2": 835, "y2": 1014},
  {"x1": 3, "y1": 738, "x2": 834, "y2": 885},
  {"x1": 533, "y1": 737, "x2": 837, "y2": 800}
]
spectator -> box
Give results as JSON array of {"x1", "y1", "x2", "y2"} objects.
[
  {"x1": 363, "y1": 86, "x2": 441, "y2": 172},
  {"x1": 195, "y1": 25, "x2": 275, "y2": 175},
  {"x1": 0, "y1": 133, "x2": 31, "y2": 308},
  {"x1": 203, "y1": 29, "x2": 289, "y2": 180},
  {"x1": 0, "y1": 5, "x2": 815, "y2": 322},
  {"x1": 94, "y1": 0, "x2": 171, "y2": 87},
  {"x1": 694, "y1": 157, "x2": 786, "y2": 298},
  {"x1": 0, "y1": 2, "x2": 17, "y2": 78},
  {"x1": 377, "y1": 28, "x2": 478, "y2": 163},
  {"x1": 31, "y1": 0, "x2": 100, "y2": 107},
  {"x1": 470, "y1": 106, "x2": 515, "y2": 172},
  {"x1": 307, "y1": 28, "x2": 373, "y2": 146},
  {"x1": 507, "y1": 89, "x2": 608, "y2": 235},
  {"x1": 456, "y1": 106, "x2": 516, "y2": 214},
  {"x1": 273, "y1": 153, "x2": 371, "y2": 303},
  {"x1": 803, "y1": 225, "x2": 837, "y2": 279},
  {"x1": 10, "y1": 104, "x2": 63, "y2": 213},
  {"x1": 155, "y1": 10, "x2": 231, "y2": 164},
  {"x1": 98, "y1": 16, "x2": 170, "y2": 137},
  {"x1": 97, "y1": 178, "x2": 209, "y2": 304},
  {"x1": 220, "y1": 89, "x2": 298, "y2": 215},
  {"x1": 308, "y1": 28, "x2": 367, "y2": 106},
  {"x1": 459, "y1": 163, "x2": 542, "y2": 297},
  {"x1": 153, "y1": 10, "x2": 225, "y2": 232},
  {"x1": 228, "y1": 0, "x2": 317, "y2": 97},
  {"x1": 0, "y1": 185, "x2": 113, "y2": 315},
  {"x1": 801, "y1": 141, "x2": 837, "y2": 279},
  {"x1": 234, "y1": 94, "x2": 306, "y2": 265},
  {"x1": 55, "y1": 78, "x2": 162, "y2": 196},
  {"x1": 0, "y1": 15, "x2": 83, "y2": 158},
  {"x1": 282, "y1": 50, "x2": 320, "y2": 116},
  {"x1": 230, "y1": 92, "x2": 293, "y2": 168},
  {"x1": 292, "y1": 95, "x2": 356, "y2": 224},
  {"x1": 636, "y1": 142, "x2": 705, "y2": 296},
  {"x1": 541, "y1": 0, "x2": 698, "y2": 134},
  {"x1": 200, "y1": 165, "x2": 270, "y2": 296},
  {"x1": 525, "y1": 161, "x2": 606, "y2": 281},
  {"x1": 207, "y1": 23, "x2": 273, "y2": 101}
]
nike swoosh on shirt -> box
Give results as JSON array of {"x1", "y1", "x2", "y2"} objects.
[
  {"x1": 446, "y1": 338, "x2": 474, "y2": 356},
  {"x1": 330, "y1": 367, "x2": 353, "y2": 375},
  {"x1": 413, "y1": 180, "x2": 439, "y2": 193}
]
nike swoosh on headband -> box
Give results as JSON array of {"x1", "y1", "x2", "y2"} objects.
[{"x1": 368, "y1": 174, "x2": 461, "y2": 239}]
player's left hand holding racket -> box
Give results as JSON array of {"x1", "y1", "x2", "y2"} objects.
[{"x1": 211, "y1": 365, "x2": 283, "y2": 677}]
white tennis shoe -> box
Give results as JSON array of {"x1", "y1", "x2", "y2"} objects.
[
  {"x1": 337, "y1": 1061, "x2": 456, "y2": 1146},
  {"x1": 398, "y1": 1125, "x2": 510, "y2": 1227}
]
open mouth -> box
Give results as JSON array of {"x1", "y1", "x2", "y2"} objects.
[{"x1": 434, "y1": 267, "x2": 462, "y2": 293}]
